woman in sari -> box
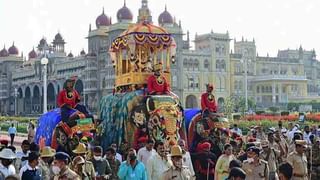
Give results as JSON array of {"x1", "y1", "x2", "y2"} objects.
[{"x1": 215, "y1": 144, "x2": 236, "y2": 180}]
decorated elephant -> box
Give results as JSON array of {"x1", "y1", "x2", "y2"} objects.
[
  {"x1": 184, "y1": 108, "x2": 230, "y2": 152},
  {"x1": 99, "y1": 89, "x2": 186, "y2": 150},
  {"x1": 35, "y1": 108, "x2": 95, "y2": 154}
]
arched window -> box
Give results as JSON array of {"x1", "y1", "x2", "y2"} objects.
[
  {"x1": 216, "y1": 60, "x2": 220, "y2": 70},
  {"x1": 194, "y1": 59, "x2": 199, "y2": 70},
  {"x1": 183, "y1": 58, "x2": 188, "y2": 68},
  {"x1": 188, "y1": 59, "x2": 193, "y2": 70},
  {"x1": 204, "y1": 59, "x2": 210, "y2": 70}
]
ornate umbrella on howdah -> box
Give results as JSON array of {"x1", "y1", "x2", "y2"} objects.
[{"x1": 109, "y1": 20, "x2": 176, "y2": 92}]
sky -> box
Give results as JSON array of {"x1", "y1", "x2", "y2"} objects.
[{"x1": 0, "y1": 0, "x2": 319, "y2": 58}]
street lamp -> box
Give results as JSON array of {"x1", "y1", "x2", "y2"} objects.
[
  {"x1": 240, "y1": 50, "x2": 251, "y2": 112},
  {"x1": 41, "y1": 56, "x2": 49, "y2": 113},
  {"x1": 14, "y1": 88, "x2": 18, "y2": 116}
]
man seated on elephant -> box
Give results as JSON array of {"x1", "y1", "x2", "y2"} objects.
[
  {"x1": 201, "y1": 84, "x2": 217, "y2": 117},
  {"x1": 57, "y1": 77, "x2": 92, "y2": 127},
  {"x1": 147, "y1": 63, "x2": 170, "y2": 95}
]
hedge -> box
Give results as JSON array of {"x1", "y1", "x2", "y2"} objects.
[{"x1": 236, "y1": 120, "x2": 320, "y2": 135}]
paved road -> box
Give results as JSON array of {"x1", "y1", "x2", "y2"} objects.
[{"x1": 0, "y1": 133, "x2": 27, "y2": 151}]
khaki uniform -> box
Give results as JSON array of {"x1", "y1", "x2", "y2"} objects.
[
  {"x1": 242, "y1": 159, "x2": 269, "y2": 180},
  {"x1": 260, "y1": 148, "x2": 280, "y2": 180},
  {"x1": 39, "y1": 159, "x2": 52, "y2": 180},
  {"x1": 311, "y1": 143, "x2": 320, "y2": 180},
  {"x1": 287, "y1": 151, "x2": 308, "y2": 180},
  {"x1": 82, "y1": 161, "x2": 96, "y2": 180},
  {"x1": 162, "y1": 166, "x2": 191, "y2": 180},
  {"x1": 54, "y1": 166, "x2": 80, "y2": 180}
]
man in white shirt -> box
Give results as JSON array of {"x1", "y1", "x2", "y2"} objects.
[
  {"x1": 178, "y1": 139, "x2": 195, "y2": 179},
  {"x1": 111, "y1": 143, "x2": 122, "y2": 162},
  {"x1": 0, "y1": 148, "x2": 17, "y2": 178},
  {"x1": 147, "y1": 140, "x2": 172, "y2": 180},
  {"x1": 15, "y1": 140, "x2": 30, "y2": 172},
  {"x1": 231, "y1": 124, "x2": 242, "y2": 136},
  {"x1": 137, "y1": 139, "x2": 156, "y2": 166},
  {"x1": 303, "y1": 125, "x2": 311, "y2": 144}
]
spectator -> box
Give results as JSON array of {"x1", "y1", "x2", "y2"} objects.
[
  {"x1": 226, "y1": 167, "x2": 246, "y2": 180},
  {"x1": 52, "y1": 152, "x2": 80, "y2": 180},
  {"x1": 137, "y1": 139, "x2": 156, "y2": 166},
  {"x1": 111, "y1": 143, "x2": 122, "y2": 163},
  {"x1": 231, "y1": 124, "x2": 242, "y2": 136},
  {"x1": 215, "y1": 144, "x2": 236, "y2": 180},
  {"x1": 0, "y1": 148, "x2": 17, "y2": 178},
  {"x1": 4, "y1": 174, "x2": 20, "y2": 180},
  {"x1": 105, "y1": 147, "x2": 120, "y2": 180},
  {"x1": 278, "y1": 162, "x2": 293, "y2": 180},
  {"x1": 91, "y1": 146, "x2": 112, "y2": 179},
  {"x1": 27, "y1": 122, "x2": 35, "y2": 144},
  {"x1": 229, "y1": 159, "x2": 242, "y2": 170},
  {"x1": 118, "y1": 148, "x2": 147, "y2": 180},
  {"x1": 303, "y1": 125, "x2": 311, "y2": 144},
  {"x1": 178, "y1": 139, "x2": 195, "y2": 179},
  {"x1": 8, "y1": 124, "x2": 16, "y2": 146},
  {"x1": 194, "y1": 142, "x2": 217, "y2": 180},
  {"x1": 15, "y1": 140, "x2": 30, "y2": 171},
  {"x1": 19, "y1": 152, "x2": 41, "y2": 180},
  {"x1": 147, "y1": 140, "x2": 172, "y2": 180}
]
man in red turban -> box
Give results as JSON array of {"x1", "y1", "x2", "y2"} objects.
[
  {"x1": 57, "y1": 77, "x2": 92, "y2": 127},
  {"x1": 147, "y1": 63, "x2": 170, "y2": 95},
  {"x1": 201, "y1": 84, "x2": 217, "y2": 113}
]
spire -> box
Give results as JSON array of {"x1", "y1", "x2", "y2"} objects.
[
  {"x1": 124, "y1": 0, "x2": 126, "y2": 6},
  {"x1": 89, "y1": 24, "x2": 91, "y2": 32},
  {"x1": 102, "y1": 7, "x2": 105, "y2": 14},
  {"x1": 165, "y1": 4, "x2": 167, "y2": 11},
  {"x1": 179, "y1": 19, "x2": 181, "y2": 28},
  {"x1": 253, "y1": 38, "x2": 255, "y2": 43},
  {"x1": 138, "y1": 0, "x2": 152, "y2": 23},
  {"x1": 142, "y1": 0, "x2": 148, "y2": 7},
  {"x1": 242, "y1": 36, "x2": 244, "y2": 42},
  {"x1": 187, "y1": 31, "x2": 190, "y2": 42}
]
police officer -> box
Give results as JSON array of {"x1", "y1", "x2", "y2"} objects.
[
  {"x1": 163, "y1": 145, "x2": 192, "y2": 180},
  {"x1": 242, "y1": 146, "x2": 269, "y2": 180},
  {"x1": 52, "y1": 152, "x2": 80, "y2": 180},
  {"x1": 287, "y1": 140, "x2": 308, "y2": 180},
  {"x1": 310, "y1": 137, "x2": 320, "y2": 180},
  {"x1": 260, "y1": 140, "x2": 280, "y2": 180},
  {"x1": 72, "y1": 143, "x2": 95, "y2": 180},
  {"x1": 39, "y1": 146, "x2": 55, "y2": 180}
]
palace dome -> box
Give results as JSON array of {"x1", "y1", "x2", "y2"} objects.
[
  {"x1": 8, "y1": 42, "x2": 19, "y2": 55},
  {"x1": 117, "y1": 1, "x2": 133, "y2": 22},
  {"x1": 96, "y1": 8, "x2": 111, "y2": 28},
  {"x1": 158, "y1": 6, "x2": 173, "y2": 25}
]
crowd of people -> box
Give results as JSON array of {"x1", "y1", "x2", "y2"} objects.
[{"x1": 0, "y1": 120, "x2": 319, "y2": 180}]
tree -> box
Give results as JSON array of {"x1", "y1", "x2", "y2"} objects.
[{"x1": 223, "y1": 96, "x2": 236, "y2": 119}]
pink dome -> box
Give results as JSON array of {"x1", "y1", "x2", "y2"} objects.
[
  {"x1": 158, "y1": 6, "x2": 173, "y2": 25},
  {"x1": 117, "y1": 1, "x2": 133, "y2": 22},
  {"x1": 28, "y1": 48, "x2": 37, "y2": 59},
  {"x1": 96, "y1": 8, "x2": 111, "y2": 28},
  {"x1": 0, "y1": 46, "x2": 9, "y2": 57},
  {"x1": 8, "y1": 42, "x2": 19, "y2": 55}
]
